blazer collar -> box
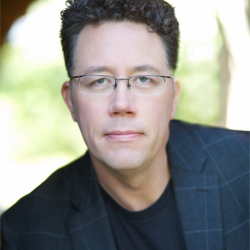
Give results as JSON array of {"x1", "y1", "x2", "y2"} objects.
[
  {"x1": 67, "y1": 152, "x2": 117, "y2": 250},
  {"x1": 70, "y1": 152, "x2": 99, "y2": 211},
  {"x1": 167, "y1": 120, "x2": 224, "y2": 250},
  {"x1": 167, "y1": 120, "x2": 208, "y2": 173}
]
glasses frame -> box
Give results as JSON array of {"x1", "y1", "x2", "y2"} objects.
[{"x1": 70, "y1": 74, "x2": 173, "y2": 95}]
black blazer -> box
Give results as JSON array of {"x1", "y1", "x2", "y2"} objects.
[{"x1": 1, "y1": 120, "x2": 249, "y2": 249}]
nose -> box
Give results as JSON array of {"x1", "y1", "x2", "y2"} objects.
[{"x1": 108, "y1": 79, "x2": 136, "y2": 117}]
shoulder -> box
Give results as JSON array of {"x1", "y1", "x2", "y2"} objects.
[
  {"x1": 169, "y1": 119, "x2": 249, "y2": 152},
  {"x1": 32, "y1": 151, "x2": 93, "y2": 197},
  {"x1": 23, "y1": 152, "x2": 91, "y2": 201},
  {"x1": 169, "y1": 119, "x2": 249, "y2": 196},
  {"x1": 168, "y1": 119, "x2": 249, "y2": 184},
  {"x1": 1, "y1": 152, "x2": 92, "y2": 232}
]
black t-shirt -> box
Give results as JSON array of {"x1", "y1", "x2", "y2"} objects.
[{"x1": 101, "y1": 180, "x2": 186, "y2": 250}]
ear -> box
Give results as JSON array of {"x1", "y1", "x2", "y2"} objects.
[
  {"x1": 170, "y1": 77, "x2": 182, "y2": 120},
  {"x1": 61, "y1": 81, "x2": 77, "y2": 122}
]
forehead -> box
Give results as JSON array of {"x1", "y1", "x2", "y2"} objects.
[{"x1": 74, "y1": 21, "x2": 168, "y2": 75}]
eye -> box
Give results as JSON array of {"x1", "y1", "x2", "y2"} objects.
[
  {"x1": 95, "y1": 78, "x2": 109, "y2": 85},
  {"x1": 137, "y1": 77, "x2": 150, "y2": 83},
  {"x1": 132, "y1": 76, "x2": 153, "y2": 85},
  {"x1": 82, "y1": 76, "x2": 113, "y2": 89}
]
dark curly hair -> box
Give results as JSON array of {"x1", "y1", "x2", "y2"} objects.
[{"x1": 60, "y1": 0, "x2": 180, "y2": 77}]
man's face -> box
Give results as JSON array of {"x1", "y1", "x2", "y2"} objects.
[{"x1": 62, "y1": 21, "x2": 180, "y2": 171}]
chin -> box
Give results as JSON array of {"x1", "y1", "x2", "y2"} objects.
[
  {"x1": 107, "y1": 160, "x2": 142, "y2": 171},
  {"x1": 102, "y1": 150, "x2": 147, "y2": 171}
]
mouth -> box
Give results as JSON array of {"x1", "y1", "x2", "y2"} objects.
[{"x1": 105, "y1": 131, "x2": 143, "y2": 141}]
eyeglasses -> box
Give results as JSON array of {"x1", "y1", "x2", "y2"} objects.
[{"x1": 70, "y1": 75, "x2": 173, "y2": 95}]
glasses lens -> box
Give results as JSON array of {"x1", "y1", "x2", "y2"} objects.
[
  {"x1": 79, "y1": 76, "x2": 114, "y2": 95},
  {"x1": 129, "y1": 76, "x2": 166, "y2": 95}
]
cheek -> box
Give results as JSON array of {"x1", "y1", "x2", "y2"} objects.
[
  {"x1": 140, "y1": 94, "x2": 173, "y2": 125},
  {"x1": 74, "y1": 97, "x2": 107, "y2": 136},
  {"x1": 154, "y1": 100, "x2": 172, "y2": 144}
]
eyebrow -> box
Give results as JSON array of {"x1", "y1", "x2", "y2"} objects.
[
  {"x1": 132, "y1": 65, "x2": 161, "y2": 74},
  {"x1": 83, "y1": 66, "x2": 110, "y2": 75},
  {"x1": 82, "y1": 64, "x2": 161, "y2": 75}
]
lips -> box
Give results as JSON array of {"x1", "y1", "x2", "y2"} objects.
[{"x1": 105, "y1": 131, "x2": 143, "y2": 141}]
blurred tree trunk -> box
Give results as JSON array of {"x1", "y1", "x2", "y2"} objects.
[
  {"x1": 215, "y1": 0, "x2": 250, "y2": 130},
  {"x1": 216, "y1": 18, "x2": 230, "y2": 127},
  {"x1": 246, "y1": 0, "x2": 250, "y2": 28},
  {"x1": 1, "y1": 0, "x2": 35, "y2": 46}
]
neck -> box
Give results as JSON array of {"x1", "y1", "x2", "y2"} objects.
[{"x1": 91, "y1": 152, "x2": 171, "y2": 211}]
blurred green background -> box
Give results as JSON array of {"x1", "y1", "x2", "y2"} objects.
[{"x1": 0, "y1": 0, "x2": 249, "y2": 211}]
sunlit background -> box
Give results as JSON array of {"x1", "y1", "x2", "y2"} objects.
[{"x1": 0, "y1": 0, "x2": 249, "y2": 213}]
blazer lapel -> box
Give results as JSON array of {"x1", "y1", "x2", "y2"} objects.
[
  {"x1": 66, "y1": 153, "x2": 117, "y2": 250},
  {"x1": 168, "y1": 121, "x2": 224, "y2": 250}
]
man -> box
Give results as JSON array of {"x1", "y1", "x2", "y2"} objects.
[{"x1": 1, "y1": 0, "x2": 249, "y2": 249}]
